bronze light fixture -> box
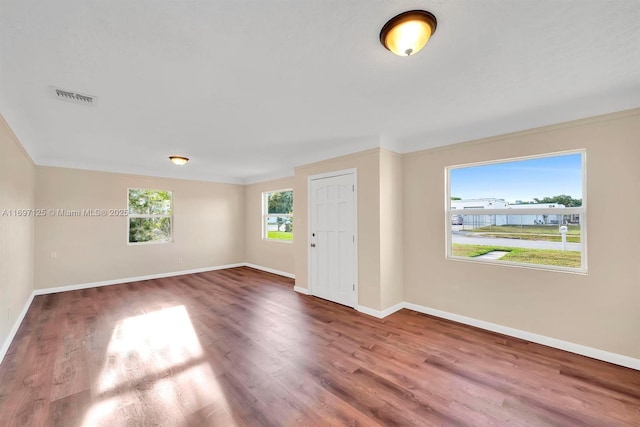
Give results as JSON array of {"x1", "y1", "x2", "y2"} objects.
[
  {"x1": 169, "y1": 155, "x2": 189, "y2": 166},
  {"x1": 380, "y1": 10, "x2": 437, "y2": 56}
]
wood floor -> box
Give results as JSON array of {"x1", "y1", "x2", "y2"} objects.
[{"x1": 0, "y1": 267, "x2": 639, "y2": 426}]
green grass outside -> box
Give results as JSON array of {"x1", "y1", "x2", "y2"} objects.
[
  {"x1": 267, "y1": 231, "x2": 293, "y2": 241},
  {"x1": 452, "y1": 244, "x2": 512, "y2": 257},
  {"x1": 474, "y1": 225, "x2": 580, "y2": 235},
  {"x1": 469, "y1": 225, "x2": 581, "y2": 243},
  {"x1": 473, "y1": 233, "x2": 581, "y2": 243},
  {"x1": 452, "y1": 244, "x2": 581, "y2": 268}
]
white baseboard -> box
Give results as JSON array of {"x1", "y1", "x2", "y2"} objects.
[
  {"x1": 293, "y1": 286, "x2": 310, "y2": 295},
  {"x1": 357, "y1": 302, "x2": 405, "y2": 319},
  {"x1": 33, "y1": 263, "x2": 246, "y2": 296},
  {"x1": 0, "y1": 292, "x2": 35, "y2": 365},
  {"x1": 356, "y1": 305, "x2": 384, "y2": 318},
  {"x1": 243, "y1": 263, "x2": 295, "y2": 279},
  {"x1": 402, "y1": 302, "x2": 640, "y2": 371}
]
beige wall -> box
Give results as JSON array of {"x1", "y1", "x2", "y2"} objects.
[
  {"x1": 403, "y1": 109, "x2": 640, "y2": 358},
  {"x1": 293, "y1": 149, "x2": 382, "y2": 310},
  {"x1": 379, "y1": 149, "x2": 404, "y2": 309},
  {"x1": 0, "y1": 115, "x2": 35, "y2": 350},
  {"x1": 35, "y1": 167, "x2": 245, "y2": 289},
  {"x1": 244, "y1": 176, "x2": 295, "y2": 275}
]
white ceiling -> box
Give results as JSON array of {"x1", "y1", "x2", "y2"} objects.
[{"x1": 1, "y1": 1, "x2": 639, "y2": 184}]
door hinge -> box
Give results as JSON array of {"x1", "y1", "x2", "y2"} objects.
[
  {"x1": 353, "y1": 235, "x2": 355, "y2": 242},
  {"x1": 353, "y1": 284, "x2": 355, "y2": 291},
  {"x1": 352, "y1": 184, "x2": 354, "y2": 191}
]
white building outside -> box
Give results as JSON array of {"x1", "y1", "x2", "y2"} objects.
[{"x1": 451, "y1": 198, "x2": 566, "y2": 227}]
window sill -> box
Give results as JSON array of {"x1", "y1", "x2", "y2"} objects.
[
  {"x1": 263, "y1": 238, "x2": 293, "y2": 244},
  {"x1": 446, "y1": 255, "x2": 587, "y2": 275},
  {"x1": 128, "y1": 240, "x2": 173, "y2": 246}
]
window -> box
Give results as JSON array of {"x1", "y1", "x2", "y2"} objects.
[
  {"x1": 128, "y1": 189, "x2": 173, "y2": 244},
  {"x1": 446, "y1": 151, "x2": 586, "y2": 272},
  {"x1": 263, "y1": 189, "x2": 293, "y2": 242}
]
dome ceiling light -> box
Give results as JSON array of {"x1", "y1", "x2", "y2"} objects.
[
  {"x1": 380, "y1": 10, "x2": 437, "y2": 56},
  {"x1": 169, "y1": 156, "x2": 189, "y2": 166}
]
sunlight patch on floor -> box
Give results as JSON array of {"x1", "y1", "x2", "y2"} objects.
[{"x1": 82, "y1": 305, "x2": 237, "y2": 426}]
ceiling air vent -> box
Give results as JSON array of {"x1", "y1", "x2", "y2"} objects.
[{"x1": 50, "y1": 86, "x2": 97, "y2": 106}]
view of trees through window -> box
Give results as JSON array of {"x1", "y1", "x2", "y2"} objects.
[
  {"x1": 265, "y1": 190, "x2": 293, "y2": 241},
  {"x1": 447, "y1": 152, "x2": 585, "y2": 271},
  {"x1": 128, "y1": 189, "x2": 172, "y2": 243}
]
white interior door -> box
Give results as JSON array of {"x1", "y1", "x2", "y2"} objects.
[{"x1": 309, "y1": 172, "x2": 356, "y2": 308}]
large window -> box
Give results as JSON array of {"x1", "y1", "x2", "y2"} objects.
[
  {"x1": 446, "y1": 151, "x2": 586, "y2": 272},
  {"x1": 263, "y1": 189, "x2": 293, "y2": 242},
  {"x1": 128, "y1": 189, "x2": 173, "y2": 244}
]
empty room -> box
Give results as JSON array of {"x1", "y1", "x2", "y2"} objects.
[{"x1": 1, "y1": 1, "x2": 639, "y2": 426}]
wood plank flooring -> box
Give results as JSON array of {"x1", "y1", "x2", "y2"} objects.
[{"x1": 1, "y1": 267, "x2": 639, "y2": 426}]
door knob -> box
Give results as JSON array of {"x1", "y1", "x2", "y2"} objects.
[{"x1": 310, "y1": 243, "x2": 316, "y2": 247}]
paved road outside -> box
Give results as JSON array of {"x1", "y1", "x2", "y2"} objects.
[{"x1": 452, "y1": 233, "x2": 582, "y2": 252}]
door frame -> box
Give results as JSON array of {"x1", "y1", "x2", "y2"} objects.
[{"x1": 307, "y1": 168, "x2": 358, "y2": 308}]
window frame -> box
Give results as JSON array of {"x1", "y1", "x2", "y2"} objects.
[
  {"x1": 444, "y1": 150, "x2": 587, "y2": 274},
  {"x1": 262, "y1": 188, "x2": 293, "y2": 243},
  {"x1": 127, "y1": 188, "x2": 174, "y2": 245}
]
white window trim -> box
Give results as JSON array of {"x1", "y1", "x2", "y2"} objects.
[
  {"x1": 444, "y1": 149, "x2": 587, "y2": 274},
  {"x1": 263, "y1": 188, "x2": 293, "y2": 243},
  {"x1": 127, "y1": 188, "x2": 173, "y2": 245}
]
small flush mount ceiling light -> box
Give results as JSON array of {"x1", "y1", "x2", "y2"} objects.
[
  {"x1": 169, "y1": 155, "x2": 189, "y2": 166},
  {"x1": 380, "y1": 10, "x2": 437, "y2": 56}
]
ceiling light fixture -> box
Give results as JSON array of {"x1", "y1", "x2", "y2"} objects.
[
  {"x1": 380, "y1": 10, "x2": 437, "y2": 56},
  {"x1": 169, "y1": 155, "x2": 189, "y2": 166}
]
